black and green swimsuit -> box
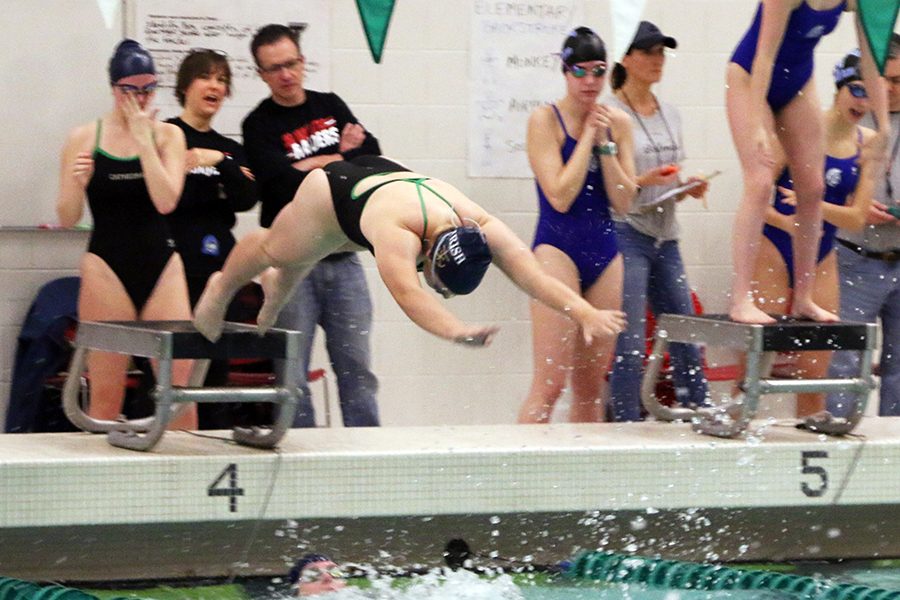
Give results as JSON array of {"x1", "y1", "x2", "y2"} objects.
[{"x1": 324, "y1": 156, "x2": 457, "y2": 253}]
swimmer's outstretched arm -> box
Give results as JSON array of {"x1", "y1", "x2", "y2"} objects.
[
  {"x1": 373, "y1": 228, "x2": 499, "y2": 346},
  {"x1": 481, "y1": 216, "x2": 627, "y2": 343}
]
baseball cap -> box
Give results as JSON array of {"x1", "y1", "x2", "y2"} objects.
[{"x1": 629, "y1": 21, "x2": 677, "y2": 52}]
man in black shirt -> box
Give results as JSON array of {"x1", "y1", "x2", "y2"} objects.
[{"x1": 242, "y1": 24, "x2": 379, "y2": 427}]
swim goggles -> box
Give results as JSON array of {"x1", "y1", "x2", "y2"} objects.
[
  {"x1": 563, "y1": 62, "x2": 607, "y2": 78},
  {"x1": 298, "y1": 566, "x2": 345, "y2": 583},
  {"x1": 113, "y1": 82, "x2": 159, "y2": 95},
  {"x1": 846, "y1": 83, "x2": 867, "y2": 99}
]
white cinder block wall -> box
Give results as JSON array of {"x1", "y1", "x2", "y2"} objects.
[{"x1": 0, "y1": 1, "x2": 861, "y2": 430}]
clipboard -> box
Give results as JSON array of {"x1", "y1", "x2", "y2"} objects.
[{"x1": 638, "y1": 170, "x2": 722, "y2": 213}]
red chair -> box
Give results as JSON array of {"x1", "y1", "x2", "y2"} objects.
[
  {"x1": 642, "y1": 291, "x2": 741, "y2": 406},
  {"x1": 44, "y1": 322, "x2": 150, "y2": 424},
  {"x1": 224, "y1": 283, "x2": 333, "y2": 426}
]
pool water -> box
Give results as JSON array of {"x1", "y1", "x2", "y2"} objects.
[{"x1": 87, "y1": 562, "x2": 900, "y2": 600}]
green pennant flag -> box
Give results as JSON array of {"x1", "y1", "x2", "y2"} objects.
[
  {"x1": 355, "y1": 0, "x2": 396, "y2": 64},
  {"x1": 857, "y1": 0, "x2": 900, "y2": 73}
]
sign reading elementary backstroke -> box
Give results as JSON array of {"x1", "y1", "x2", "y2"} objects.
[
  {"x1": 126, "y1": 0, "x2": 330, "y2": 138},
  {"x1": 469, "y1": 1, "x2": 584, "y2": 178}
]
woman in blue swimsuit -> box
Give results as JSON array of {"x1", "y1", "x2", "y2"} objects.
[
  {"x1": 726, "y1": 0, "x2": 888, "y2": 324},
  {"x1": 57, "y1": 40, "x2": 196, "y2": 428},
  {"x1": 753, "y1": 51, "x2": 877, "y2": 415},
  {"x1": 519, "y1": 27, "x2": 637, "y2": 424}
]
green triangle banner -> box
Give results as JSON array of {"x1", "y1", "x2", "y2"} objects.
[
  {"x1": 355, "y1": 0, "x2": 396, "y2": 64},
  {"x1": 857, "y1": 0, "x2": 900, "y2": 73}
]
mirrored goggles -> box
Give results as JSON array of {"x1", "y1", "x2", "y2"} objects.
[{"x1": 563, "y1": 62, "x2": 607, "y2": 78}]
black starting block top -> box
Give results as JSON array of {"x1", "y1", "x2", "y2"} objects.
[
  {"x1": 656, "y1": 314, "x2": 874, "y2": 352},
  {"x1": 74, "y1": 320, "x2": 298, "y2": 361}
]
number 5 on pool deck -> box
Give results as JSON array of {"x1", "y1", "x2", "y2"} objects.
[
  {"x1": 800, "y1": 451, "x2": 829, "y2": 498},
  {"x1": 208, "y1": 463, "x2": 245, "y2": 512}
]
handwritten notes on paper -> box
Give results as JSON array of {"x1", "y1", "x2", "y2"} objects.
[
  {"x1": 129, "y1": 0, "x2": 329, "y2": 136},
  {"x1": 469, "y1": 1, "x2": 583, "y2": 177}
]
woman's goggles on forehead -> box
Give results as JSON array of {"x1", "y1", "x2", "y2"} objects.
[
  {"x1": 188, "y1": 47, "x2": 228, "y2": 58},
  {"x1": 563, "y1": 61, "x2": 607, "y2": 78}
]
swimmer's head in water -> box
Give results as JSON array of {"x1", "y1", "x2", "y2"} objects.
[
  {"x1": 289, "y1": 553, "x2": 333, "y2": 586},
  {"x1": 427, "y1": 226, "x2": 492, "y2": 298},
  {"x1": 833, "y1": 49, "x2": 862, "y2": 90},
  {"x1": 560, "y1": 27, "x2": 606, "y2": 71},
  {"x1": 109, "y1": 39, "x2": 155, "y2": 83}
]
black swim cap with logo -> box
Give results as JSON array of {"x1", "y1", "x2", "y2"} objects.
[{"x1": 560, "y1": 27, "x2": 606, "y2": 67}]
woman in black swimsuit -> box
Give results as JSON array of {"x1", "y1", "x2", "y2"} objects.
[
  {"x1": 57, "y1": 40, "x2": 196, "y2": 428},
  {"x1": 194, "y1": 155, "x2": 627, "y2": 347}
]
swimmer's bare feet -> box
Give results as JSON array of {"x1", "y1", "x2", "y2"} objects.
[
  {"x1": 790, "y1": 299, "x2": 839, "y2": 323},
  {"x1": 193, "y1": 271, "x2": 229, "y2": 342},
  {"x1": 257, "y1": 267, "x2": 294, "y2": 335},
  {"x1": 729, "y1": 299, "x2": 776, "y2": 324}
]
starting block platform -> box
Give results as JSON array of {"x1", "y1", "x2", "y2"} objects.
[
  {"x1": 642, "y1": 314, "x2": 879, "y2": 438},
  {"x1": 62, "y1": 320, "x2": 302, "y2": 452}
]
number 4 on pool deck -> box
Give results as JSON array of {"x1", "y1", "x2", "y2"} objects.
[{"x1": 208, "y1": 463, "x2": 245, "y2": 512}]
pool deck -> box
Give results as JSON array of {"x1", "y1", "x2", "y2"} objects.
[{"x1": 1, "y1": 418, "x2": 899, "y2": 581}]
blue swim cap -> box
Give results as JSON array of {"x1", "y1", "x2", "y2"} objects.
[
  {"x1": 288, "y1": 553, "x2": 331, "y2": 585},
  {"x1": 561, "y1": 27, "x2": 606, "y2": 67},
  {"x1": 833, "y1": 49, "x2": 861, "y2": 89},
  {"x1": 429, "y1": 226, "x2": 492, "y2": 297},
  {"x1": 109, "y1": 39, "x2": 155, "y2": 83}
]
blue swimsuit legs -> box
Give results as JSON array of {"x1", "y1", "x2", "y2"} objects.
[
  {"x1": 762, "y1": 130, "x2": 861, "y2": 287},
  {"x1": 731, "y1": 1, "x2": 845, "y2": 111},
  {"x1": 532, "y1": 105, "x2": 618, "y2": 292}
]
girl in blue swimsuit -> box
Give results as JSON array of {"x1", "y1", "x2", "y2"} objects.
[
  {"x1": 726, "y1": 0, "x2": 888, "y2": 324},
  {"x1": 57, "y1": 40, "x2": 196, "y2": 428},
  {"x1": 752, "y1": 51, "x2": 877, "y2": 416},
  {"x1": 519, "y1": 28, "x2": 637, "y2": 424}
]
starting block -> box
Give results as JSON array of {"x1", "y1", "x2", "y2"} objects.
[
  {"x1": 641, "y1": 314, "x2": 879, "y2": 438},
  {"x1": 62, "y1": 320, "x2": 303, "y2": 451}
]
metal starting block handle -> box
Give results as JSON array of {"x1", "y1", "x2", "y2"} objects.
[
  {"x1": 63, "y1": 320, "x2": 303, "y2": 451},
  {"x1": 641, "y1": 314, "x2": 879, "y2": 438}
]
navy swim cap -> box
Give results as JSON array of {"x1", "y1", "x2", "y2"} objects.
[
  {"x1": 429, "y1": 226, "x2": 492, "y2": 297},
  {"x1": 288, "y1": 553, "x2": 331, "y2": 585},
  {"x1": 833, "y1": 49, "x2": 862, "y2": 89},
  {"x1": 109, "y1": 39, "x2": 155, "y2": 83},
  {"x1": 561, "y1": 27, "x2": 606, "y2": 66}
]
